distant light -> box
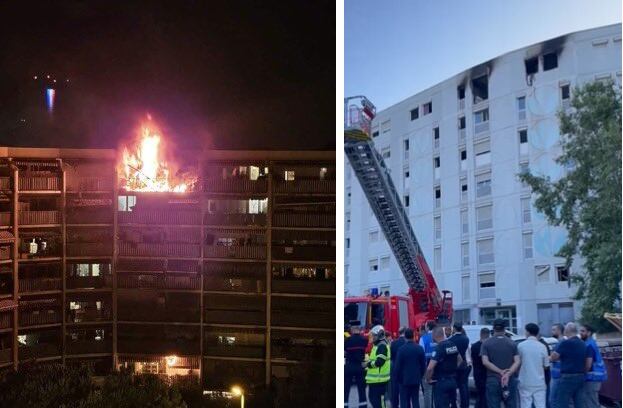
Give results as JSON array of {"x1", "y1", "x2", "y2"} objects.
[
  {"x1": 66, "y1": 79, "x2": 70, "y2": 82},
  {"x1": 53, "y1": 79, "x2": 57, "y2": 83},
  {"x1": 165, "y1": 355, "x2": 177, "y2": 367},
  {"x1": 46, "y1": 75, "x2": 50, "y2": 79},
  {"x1": 231, "y1": 386, "x2": 243, "y2": 396},
  {"x1": 46, "y1": 88, "x2": 56, "y2": 113},
  {"x1": 33, "y1": 75, "x2": 38, "y2": 80}
]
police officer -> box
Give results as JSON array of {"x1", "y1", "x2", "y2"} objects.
[
  {"x1": 418, "y1": 320, "x2": 437, "y2": 408},
  {"x1": 425, "y1": 326, "x2": 463, "y2": 408},
  {"x1": 366, "y1": 325, "x2": 391, "y2": 408},
  {"x1": 345, "y1": 320, "x2": 368, "y2": 407}
]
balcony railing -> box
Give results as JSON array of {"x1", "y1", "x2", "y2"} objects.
[
  {"x1": 118, "y1": 339, "x2": 200, "y2": 355},
  {"x1": 0, "y1": 313, "x2": 11, "y2": 329},
  {"x1": 19, "y1": 278, "x2": 62, "y2": 293},
  {"x1": 66, "y1": 276, "x2": 112, "y2": 289},
  {"x1": 204, "y1": 310, "x2": 265, "y2": 325},
  {"x1": 274, "y1": 180, "x2": 335, "y2": 194},
  {"x1": 119, "y1": 210, "x2": 201, "y2": 225},
  {"x1": 204, "y1": 344, "x2": 265, "y2": 359},
  {"x1": 203, "y1": 213, "x2": 266, "y2": 227},
  {"x1": 67, "y1": 309, "x2": 112, "y2": 323},
  {"x1": 204, "y1": 245, "x2": 266, "y2": 260},
  {"x1": 67, "y1": 177, "x2": 113, "y2": 192},
  {"x1": 19, "y1": 311, "x2": 62, "y2": 327},
  {"x1": 119, "y1": 242, "x2": 201, "y2": 258},
  {"x1": 0, "y1": 246, "x2": 10, "y2": 260},
  {"x1": 0, "y1": 177, "x2": 10, "y2": 191},
  {"x1": 19, "y1": 343, "x2": 61, "y2": 360},
  {"x1": 273, "y1": 213, "x2": 335, "y2": 228},
  {"x1": 19, "y1": 176, "x2": 61, "y2": 191},
  {"x1": 0, "y1": 212, "x2": 10, "y2": 227},
  {"x1": 0, "y1": 348, "x2": 11, "y2": 364},
  {"x1": 203, "y1": 178, "x2": 267, "y2": 193},
  {"x1": 271, "y1": 246, "x2": 334, "y2": 262},
  {"x1": 67, "y1": 243, "x2": 112, "y2": 257},
  {"x1": 67, "y1": 209, "x2": 112, "y2": 224},
  {"x1": 118, "y1": 274, "x2": 201, "y2": 290},
  {"x1": 66, "y1": 339, "x2": 112, "y2": 355},
  {"x1": 272, "y1": 279, "x2": 335, "y2": 295},
  {"x1": 118, "y1": 308, "x2": 200, "y2": 323},
  {"x1": 19, "y1": 211, "x2": 61, "y2": 225}
]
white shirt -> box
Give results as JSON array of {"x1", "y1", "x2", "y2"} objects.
[{"x1": 518, "y1": 336, "x2": 550, "y2": 388}]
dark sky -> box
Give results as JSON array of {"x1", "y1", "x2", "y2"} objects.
[{"x1": 0, "y1": 1, "x2": 335, "y2": 150}]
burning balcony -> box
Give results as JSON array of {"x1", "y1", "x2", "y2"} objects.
[
  {"x1": 203, "y1": 164, "x2": 268, "y2": 193},
  {"x1": 67, "y1": 262, "x2": 112, "y2": 289},
  {"x1": 66, "y1": 326, "x2": 112, "y2": 355},
  {"x1": 204, "y1": 229, "x2": 266, "y2": 260},
  {"x1": 17, "y1": 328, "x2": 62, "y2": 361},
  {"x1": 272, "y1": 264, "x2": 335, "y2": 295},
  {"x1": 117, "y1": 291, "x2": 200, "y2": 323},
  {"x1": 271, "y1": 296, "x2": 334, "y2": 329},
  {"x1": 118, "y1": 355, "x2": 200, "y2": 380},
  {"x1": 117, "y1": 324, "x2": 200, "y2": 355},
  {"x1": 204, "y1": 293, "x2": 265, "y2": 325},
  {"x1": 203, "y1": 262, "x2": 265, "y2": 293},
  {"x1": 204, "y1": 327, "x2": 265, "y2": 359},
  {"x1": 67, "y1": 294, "x2": 113, "y2": 323}
]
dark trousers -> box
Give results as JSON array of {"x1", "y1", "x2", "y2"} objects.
[
  {"x1": 368, "y1": 382, "x2": 389, "y2": 408},
  {"x1": 344, "y1": 363, "x2": 366, "y2": 404},
  {"x1": 400, "y1": 384, "x2": 421, "y2": 408},
  {"x1": 454, "y1": 366, "x2": 471, "y2": 408},
  {"x1": 556, "y1": 373, "x2": 584, "y2": 408},
  {"x1": 433, "y1": 377, "x2": 457, "y2": 408},
  {"x1": 486, "y1": 375, "x2": 518, "y2": 408},
  {"x1": 474, "y1": 373, "x2": 487, "y2": 408},
  {"x1": 391, "y1": 369, "x2": 400, "y2": 408}
]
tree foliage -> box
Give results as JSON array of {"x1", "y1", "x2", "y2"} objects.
[{"x1": 520, "y1": 80, "x2": 621, "y2": 332}]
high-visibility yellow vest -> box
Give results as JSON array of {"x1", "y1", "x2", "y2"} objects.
[{"x1": 365, "y1": 342, "x2": 390, "y2": 384}]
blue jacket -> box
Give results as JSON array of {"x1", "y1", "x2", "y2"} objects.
[
  {"x1": 419, "y1": 332, "x2": 436, "y2": 364},
  {"x1": 393, "y1": 341, "x2": 427, "y2": 386},
  {"x1": 585, "y1": 337, "x2": 607, "y2": 382}
]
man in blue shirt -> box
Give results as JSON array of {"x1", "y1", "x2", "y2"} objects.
[
  {"x1": 395, "y1": 328, "x2": 426, "y2": 408},
  {"x1": 550, "y1": 322, "x2": 590, "y2": 408},
  {"x1": 419, "y1": 320, "x2": 437, "y2": 408},
  {"x1": 580, "y1": 324, "x2": 607, "y2": 408}
]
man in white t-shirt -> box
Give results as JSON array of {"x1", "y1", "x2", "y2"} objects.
[{"x1": 518, "y1": 323, "x2": 550, "y2": 408}]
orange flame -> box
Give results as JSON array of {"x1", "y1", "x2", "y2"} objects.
[{"x1": 120, "y1": 124, "x2": 193, "y2": 192}]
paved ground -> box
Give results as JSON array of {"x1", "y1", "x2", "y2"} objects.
[{"x1": 345, "y1": 384, "x2": 477, "y2": 408}]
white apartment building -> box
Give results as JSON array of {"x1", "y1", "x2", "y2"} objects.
[{"x1": 345, "y1": 24, "x2": 621, "y2": 334}]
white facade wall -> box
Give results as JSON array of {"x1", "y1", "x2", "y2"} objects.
[{"x1": 344, "y1": 24, "x2": 621, "y2": 333}]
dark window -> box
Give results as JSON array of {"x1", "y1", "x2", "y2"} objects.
[
  {"x1": 404, "y1": 139, "x2": 410, "y2": 151},
  {"x1": 519, "y1": 130, "x2": 528, "y2": 144},
  {"x1": 435, "y1": 188, "x2": 441, "y2": 199},
  {"x1": 434, "y1": 157, "x2": 440, "y2": 168},
  {"x1": 404, "y1": 170, "x2": 410, "y2": 178},
  {"x1": 525, "y1": 57, "x2": 538, "y2": 75},
  {"x1": 543, "y1": 53, "x2": 558, "y2": 71},
  {"x1": 410, "y1": 107, "x2": 419, "y2": 121},
  {"x1": 346, "y1": 238, "x2": 350, "y2": 248},
  {"x1": 460, "y1": 150, "x2": 467, "y2": 160},
  {"x1": 471, "y1": 75, "x2": 489, "y2": 103},
  {"x1": 459, "y1": 116, "x2": 466, "y2": 129},
  {"x1": 458, "y1": 86, "x2": 465, "y2": 100},
  {"x1": 461, "y1": 184, "x2": 468, "y2": 192},
  {"x1": 372, "y1": 131, "x2": 379, "y2": 138},
  {"x1": 423, "y1": 102, "x2": 433, "y2": 115},
  {"x1": 404, "y1": 195, "x2": 410, "y2": 207},
  {"x1": 434, "y1": 127, "x2": 440, "y2": 139},
  {"x1": 556, "y1": 266, "x2": 569, "y2": 282},
  {"x1": 561, "y1": 84, "x2": 570, "y2": 100}
]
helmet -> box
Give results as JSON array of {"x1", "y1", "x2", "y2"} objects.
[{"x1": 370, "y1": 325, "x2": 386, "y2": 340}]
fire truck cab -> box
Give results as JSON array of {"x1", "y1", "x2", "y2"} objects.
[{"x1": 344, "y1": 294, "x2": 417, "y2": 340}]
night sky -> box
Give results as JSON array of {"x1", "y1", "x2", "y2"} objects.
[{"x1": 0, "y1": 1, "x2": 335, "y2": 150}]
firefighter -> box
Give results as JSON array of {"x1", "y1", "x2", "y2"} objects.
[
  {"x1": 365, "y1": 325, "x2": 391, "y2": 408},
  {"x1": 345, "y1": 320, "x2": 368, "y2": 407}
]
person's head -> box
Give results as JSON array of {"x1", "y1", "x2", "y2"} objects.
[
  {"x1": 404, "y1": 328, "x2": 415, "y2": 341},
  {"x1": 398, "y1": 326, "x2": 407, "y2": 337},
  {"x1": 480, "y1": 327, "x2": 491, "y2": 340},
  {"x1": 370, "y1": 325, "x2": 386, "y2": 344},
  {"x1": 426, "y1": 320, "x2": 437, "y2": 332},
  {"x1": 492, "y1": 318, "x2": 506, "y2": 334},
  {"x1": 443, "y1": 326, "x2": 452, "y2": 337},
  {"x1": 350, "y1": 320, "x2": 361, "y2": 335},
  {"x1": 579, "y1": 324, "x2": 594, "y2": 341},
  {"x1": 432, "y1": 326, "x2": 446, "y2": 343},
  {"x1": 551, "y1": 323, "x2": 564, "y2": 339},
  {"x1": 564, "y1": 322, "x2": 578, "y2": 338},
  {"x1": 525, "y1": 323, "x2": 539, "y2": 338},
  {"x1": 452, "y1": 322, "x2": 463, "y2": 334}
]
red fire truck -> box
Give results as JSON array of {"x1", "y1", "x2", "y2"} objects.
[{"x1": 344, "y1": 96, "x2": 453, "y2": 339}]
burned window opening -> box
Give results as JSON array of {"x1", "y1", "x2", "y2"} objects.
[
  {"x1": 471, "y1": 75, "x2": 488, "y2": 104},
  {"x1": 410, "y1": 107, "x2": 419, "y2": 121},
  {"x1": 543, "y1": 53, "x2": 558, "y2": 71},
  {"x1": 457, "y1": 86, "x2": 465, "y2": 100},
  {"x1": 525, "y1": 57, "x2": 538, "y2": 75}
]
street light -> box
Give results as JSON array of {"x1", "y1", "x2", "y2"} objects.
[{"x1": 230, "y1": 385, "x2": 244, "y2": 408}]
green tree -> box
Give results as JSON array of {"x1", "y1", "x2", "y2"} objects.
[{"x1": 520, "y1": 80, "x2": 621, "y2": 332}]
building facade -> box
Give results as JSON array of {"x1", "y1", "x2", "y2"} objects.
[
  {"x1": 0, "y1": 147, "x2": 335, "y2": 402},
  {"x1": 345, "y1": 24, "x2": 621, "y2": 334}
]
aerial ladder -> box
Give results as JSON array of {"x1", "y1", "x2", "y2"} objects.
[{"x1": 344, "y1": 96, "x2": 453, "y2": 337}]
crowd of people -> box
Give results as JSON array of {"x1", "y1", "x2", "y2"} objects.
[{"x1": 344, "y1": 318, "x2": 607, "y2": 408}]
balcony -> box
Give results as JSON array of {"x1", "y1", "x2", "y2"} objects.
[
  {"x1": 19, "y1": 343, "x2": 61, "y2": 360},
  {"x1": 273, "y1": 213, "x2": 335, "y2": 228},
  {"x1": 204, "y1": 294, "x2": 265, "y2": 325},
  {"x1": 204, "y1": 328, "x2": 265, "y2": 359},
  {"x1": 0, "y1": 313, "x2": 11, "y2": 330},
  {"x1": 274, "y1": 180, "x2": 335, "y2": 194},
  {"x1": 272, "y1": 279, "x2": 335, "y2": 295},
  {"x1": 118, "y1": 210, "x2": 201, "y2": 225},
  {"x1": 0, "y1": 212, "x2": 10, "y2": 227},
  {"x1": 19, "y1": 211, "x2": 61, "y2": 225},
  {"x1": 0, "y1": 177, "x2": 10, "y2": 191},
  {"x1": 119, "y1": 242, "x2": 201, "y2": 258},
  {"x1": 67, "y1": 209, "x2": 112, "y2": 224},
  {"x1": 272, "y1": 246, "x2": 334, "y2": 262},
  {"x1": 67, "y1": 243, "x2": 112, "y2": 257},
  {"x1": 204, "y1": 245, "x2": 266, "y2": 260},
  {"x1": 0, "y1": 246, "x2": 10, "y2": 261},
  {"x1": 0, "y1": 348, "x2": 11, "y2": 364},
  {"x1": 19, "y1": 278, "x2": 62, "y2": 293},
  {"x1": 203, "y1": 178, "x2": 267, "y2": 194},
  {"x1": 118, "y1": 338, "x2": 200, "y2": 355},
  {"x1": 271, "y1": 297, "x2": 333, "y2": 329},
  {"x1": 118, "y1": 274, "x2": 201, "y2": 290},
  {"x1": 67, "y1": 176, "x2": 113, "y2": 192},
  {"x1": 67, "y1": 309, "x2": 112, "y2": 323},
  {"x1": 19, "y1": 311, "x2": 62, "y2": 327},
  {"x1": 118, "y1": 307, "x2": 200, "y2": 323},
  {"x1": 19, "y1": 176, "x2": 61, "y2": 192},
  {"x1": 203, "y1": 213, "x2": 266, "y2": 227},
  {"x1": 67, "y1": 276, "x2": 112, "y2": 289},
  {"x1": 66, "y1": 339, "x2": 112, "y2": 355}
]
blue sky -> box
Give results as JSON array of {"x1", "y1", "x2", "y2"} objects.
[{"x1": 345, "y1": 0, "x2": 622, "y2": 110}]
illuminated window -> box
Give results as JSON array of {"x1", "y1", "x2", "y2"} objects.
[
  {"x1": 249, "y1": 166, "x2": 260, "y2": 180},
  {"x1": 284, "y1": 171, "x2": 295, "y2": 181},
  {"x1": 118, "y1": 195, "x2": 136, "y2": 212},
  {"x1": 319, "y1": 167, "x2": 328, "y2": 180}
]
